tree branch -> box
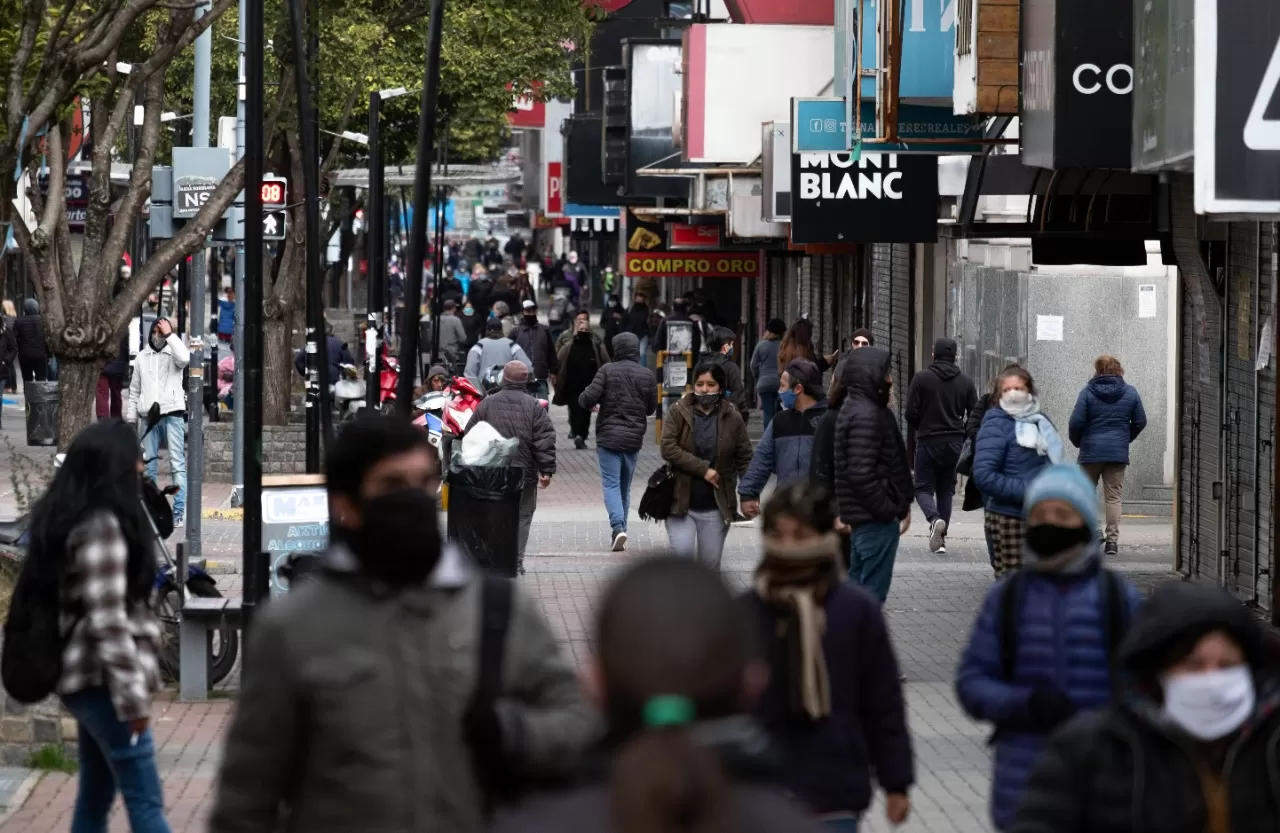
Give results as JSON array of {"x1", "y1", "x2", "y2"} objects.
[
  {"x1": 320, "y1": 80, "x2": 364, "y2": 179},
  {"x1": 5, "y1": 0, "x2": 47, "y2": 137}
]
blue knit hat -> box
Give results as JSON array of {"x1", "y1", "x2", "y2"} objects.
[{"x1": 1024, "y1": 464, "x2": 1099, "y2": 537}]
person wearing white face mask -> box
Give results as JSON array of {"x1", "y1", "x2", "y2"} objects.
[
  {"x1": 1010, "y1": 580, "x2": 1278, "y2": 833},
  {"x1": 973, "y1": 365, "x2": 1064, "y2": 577}
]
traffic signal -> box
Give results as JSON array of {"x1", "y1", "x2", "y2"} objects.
[{"x1": 262, "y1": 174, "x2": 288, "y2": 240}]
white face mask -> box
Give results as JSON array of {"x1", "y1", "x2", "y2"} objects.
[
  {"x1": 1000, "y1": 389, "x2": 1031, "y2": 411},
  {"x1": 1162, "y1": 666, "x2": 1256, "y2": 741}
]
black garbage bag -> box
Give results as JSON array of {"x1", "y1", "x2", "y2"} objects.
[
  {"x1": 447, "y1": 466, "x2": 524, "y2": 577},
  {"x1": 25, "y1": 381, "x2": 59, "y2": 447}
]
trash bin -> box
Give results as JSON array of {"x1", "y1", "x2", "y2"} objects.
[
  {"x1": 25, "y1": 381, "x2": 59, "y2": 447},
  {"x1": 446, "y1": 466, "x2": 524, "y2": 577}
]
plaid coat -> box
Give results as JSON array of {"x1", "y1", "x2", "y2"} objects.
[{"x1": 57, "y1": 511, "x2": 161, "y2": 722}]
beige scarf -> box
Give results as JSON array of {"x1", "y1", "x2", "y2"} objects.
[{"x1": 754, "y1": 533, "x2": 843, "y2": 720}]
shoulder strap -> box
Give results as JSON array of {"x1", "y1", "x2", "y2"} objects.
[
  {"x1": 1101, "y1": 568, "x2": 1128, "y2": 660},
  {"x1": 997, "y1": 571, "x2": 1027, "y2": 681},
  {"x1": 476, "y1": 574, "x2": 514, "y2": 703}
]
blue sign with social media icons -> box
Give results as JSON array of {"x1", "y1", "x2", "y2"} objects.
[
  {"x1": 852, "y1": 0, "x2": 956, "y2": 99},
  {"x1": 792, "y1": 98, "x2": 984, "y2": 154},
  {"x1": 792, "y1": 98, "x2": 850, "y2": 153}
]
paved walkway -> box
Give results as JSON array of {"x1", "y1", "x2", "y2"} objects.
[{"x1": 0, "y1": 403, "x2": 1178, "y2": 833}]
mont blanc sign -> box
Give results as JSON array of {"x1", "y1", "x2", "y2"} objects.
[{"x1": 789, "y1": 152, "x2": 938, "y2": 244}]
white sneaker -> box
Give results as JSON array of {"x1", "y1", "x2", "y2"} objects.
[
  {"x1": 611, "y1": 530, "x2": 627, "y2": 552},
  {"x1": 936, "y1": 544, "x2": 947, "y2": 554},
  {"x1": 928, "y1": 518, "x2": 947, "y2": 552}
]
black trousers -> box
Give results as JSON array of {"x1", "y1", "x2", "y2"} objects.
[
  {"x1": 567, "y1": 400, "x2": 592, "y2": 439},
  {"x1": 19, "y1": 357, "x2": 48, "y2": 383}
]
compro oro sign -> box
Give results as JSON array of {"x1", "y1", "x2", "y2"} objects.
[
  {"x1": 624, "y1": 252, "x2": 761, "y2": 278},
  {"x1": 789, "y1": 153, "x2": 939, "y2": 244},
  {"x1": 1195, "y1": 0, "x2": 1280, "y2": 215}
]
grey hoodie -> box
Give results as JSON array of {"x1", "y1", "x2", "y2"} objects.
[{"x1": 465, "y1": 336, "x2": 531, "y2": 390}]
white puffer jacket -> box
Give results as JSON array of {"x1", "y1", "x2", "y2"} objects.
[{"x1": 127, "y1": 333, "x2": 190, "y2": 421}]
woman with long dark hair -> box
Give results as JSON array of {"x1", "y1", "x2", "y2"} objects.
[
  {"x1": 494, "y1": 557, "x2": 825, "y2": 833},
  {"x1": 777, "y1": 318, "x2": 838, "y2": 377},
  {"x1": 34, "y1": 421, "x2": 167, "y2": 831}
]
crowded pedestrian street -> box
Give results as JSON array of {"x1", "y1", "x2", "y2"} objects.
[{"x1": 0, "y1": 404, "x2": 1177, "y2": 833}]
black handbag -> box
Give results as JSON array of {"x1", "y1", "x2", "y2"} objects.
[
  {"x1": 956, "y1": 438, "x2": 975, "y2": 477},
  {"x1": 638, "y1": 466, "x2": 676, "y2": 522}
]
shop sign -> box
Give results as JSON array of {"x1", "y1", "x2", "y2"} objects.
[
  {"x1": 792, "y1": 98, "x2": 984, "y2": 154},
  {"x1": 856, "y1": 0, "x2": 955, "y2": 99},
  {"x1": 668, "y1": 222, "x2": 721, "y2": 248},
  {"x1": 546, "y1": 161, "x2": 564, "y2": 216},
  {"x1": 1021, "y1": 0, "x2": 1134, "y2": 169},
  {"x1": 789, "y1": 152, "x2": 938, "y2": 244},
  {"x1": 37, "y1": 172, "x2": 87, "y2": 230},
  {"x1": 624, "y1": 251, "x2": 761, "y2": 278},
  {"x1": 1194, "y1": 0, "x2": 1280, "y2": 214}
]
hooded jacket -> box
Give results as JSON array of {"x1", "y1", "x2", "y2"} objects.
[
  {"x1": 832, "y1": 348, "x2": 913, "y2": 526},
  {"x1": 738, "y1": 399, "x2": 828, "y2": 500},
  {"x1": 1009, "y1": 582, "x2": 1280, "y2": 833},
  {"x1": 956, "y1": 551, "x2": 1142, "y2": 831},
  {"x1": 513, "y1": 317, "x2": 559, "y2": 380},
  {"x1": 127, "y1": 323, "x2": 190, "y2": 420},
  {"x1": 491, "y1": 719, "x2": 827, "y2": 833},
  {"x1": 209, "y1": 543, "x2": 596, "y2": 833},
  {"x1": 471, "y1": 383, "x2": 556, "y2": 487},
  {"x1": 577, "y1": 333, "x2": 657, "y2": 453},
  {"x1": 973, "y1": 407, "x2": 1057, "y2": 519},
  {"x1": 14, "y1": 299, "x2": 46, "y2": 364},
  {"x1": 1067, "y1": 375, "x2": 1147, "y2": 465},
  {"x1": 905, "y1": 343, "x2": 976, "y2": 441}
]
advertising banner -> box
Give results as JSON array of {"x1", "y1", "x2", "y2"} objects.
[
  {"x1": 624, "y1": 251, "x2": 762, "y2": 278},
  {"x1": 793, "y1": 98, "x2": 984, "y2": 154},
  {"x1": 789, "y1": 152, "x2": 938, "y2": 244}
]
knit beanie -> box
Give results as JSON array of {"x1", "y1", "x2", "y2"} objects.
[{"x1": 1024, "y1": 464, "x2": 1099, "y2": 537}]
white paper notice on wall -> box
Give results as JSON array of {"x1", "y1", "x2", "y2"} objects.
[
  {"x1": 1036, "y1": 314, "x2": 1064, "y2": 342},
  {"x1": 1138, "y1": 285, "x2": 1157, "y2": 318},
  {"x1": 1258, "y1": 317, "x2": 1273, "y2": 372}
]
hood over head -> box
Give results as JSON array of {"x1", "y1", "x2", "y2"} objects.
[
  {"x1": 1119, "y1": 581, "x2": 1268, "y2": 681},
  {"x1": 1024, "y1": 464, "x2": 1099, "y2": 540},
  {"x1": 932, "y1": 337, "x2": 958, "y2": 362},
  {"x1": 22, "y1": 298, "x2": 38, "y2": 315},
  {"x1": 840, "y1": 346, "x2": 892, "y2": 402},
  {"x1": 611, "y1": 331, "x2": 641, "y2": 362},
  {"x1": 1088, "y1": 374, "x2": 1128, "y2": 403}
]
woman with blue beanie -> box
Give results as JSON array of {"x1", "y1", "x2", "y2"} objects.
[{"x1": 955, "y1": 463, "x2": 1141, "y2": 831}]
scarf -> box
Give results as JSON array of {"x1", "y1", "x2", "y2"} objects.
[
  {"x1": 1001, "y1": 394, "x2": 1065, "y2": 462},
  {"x1": 754, "y1": 533, "x2": 843, "y2": 720}
]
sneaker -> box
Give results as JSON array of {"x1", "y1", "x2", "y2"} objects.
[
  {"x1": 1104, "y1": 541, "x2": 1118, "y2": 556},
  {"x1": 574, "y1": 436, "x2": 587, "y2": 450},
  {"x1": 928, "y1": 518, "x2": 947, "y2": 552},
  {"x1": 611, "y1": 530, "x2": 628, "y2": 552},
  {"x1": 173, "y1": 514, "x2": 185, "y2": 530},
  {"x1": 936, "y1": 544, "x2": 947, "y2": 554}
]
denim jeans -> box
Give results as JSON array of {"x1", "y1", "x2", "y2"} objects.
[
  {"x1": 913, "y1": 437, "x2": 962, "y2": 527},
  {"x1": 638, "y1": 335, "x2": 650, "y2": 368},
  {"x1": 598, "y1": 448, "x2": 638, "y2": 532},
  {"x1": 141, "y1": 414, "x2": 186, "y2": 519},
  {"x1": 61, "y1": 687, "x2": 170, "y2": 833},
  {"x1": 666, "y1": 509, "x2": 729, "y2": 570},
  {"x1": 851, "y1": 520, "x2": 901, "y2": 604},
  {"x1": 759, "y1": 391, "x2": 779, "y2": 431}
]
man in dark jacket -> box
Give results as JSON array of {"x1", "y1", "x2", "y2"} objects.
[
  {"x1": 293, "y1": 329, "x2": 356, "y2": 386},
  {"x1": 511, "y1": 300, "x2": 559, "y2": 399},
  {"x1": 625, "y1": 291, "x2": 652, "y2": 366},
  {"x1": 904, "y1": 338, "x2": 977, "y2": 554},
  {"x1": 15, "y1": 298, "x2": 48, "y2": 383},
  {"x1": 1011, "y1": 580, "x2": 1271, "y2": 833},
  {"x1": 1067, "y1": 355, "x2": 1147, "y2": 555},
  {"x1": 697, "y1": 327, "x2": 747, "y2": 418},
  {"x1": 210, "y1": 415, "x2": 593, "y2": 833},
  {"x1": 471, "y1": 361, "x2": 556, "y2": 566},
  {"x1": 578, "y1": 332, "x2": 657, "y2": 551},
  {"x1": 833, "y1": 347, "x2": 913, "y2": 604},
  {"x1": 739, "y1": 359, "x2": 828, "y2": 518}
]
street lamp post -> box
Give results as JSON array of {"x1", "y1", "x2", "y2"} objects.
[{"x1": 365, "y1": 92, "x2": 384, "y2": 414}]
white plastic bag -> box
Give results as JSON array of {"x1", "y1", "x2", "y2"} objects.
[{"x1": 456, "y1": 421, "x2": 519, "y2": 467}]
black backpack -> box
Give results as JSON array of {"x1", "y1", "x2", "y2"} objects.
[
  {"x1": 2, "y1": 558, "x2": 81, "y2": 704},
  {"x1": 996, "y1": 567, "x2": 1129, "y2": 681}
]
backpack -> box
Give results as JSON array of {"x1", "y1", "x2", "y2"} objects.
[
  {"x1": 2, "y1": 559, "x2": 81, "y2": 704},
  {"x1": 996, "y1": 567, "x2": 1129, "y2": 681}
]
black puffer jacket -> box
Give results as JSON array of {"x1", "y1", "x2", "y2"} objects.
[
  {"x1": 833, "y1": 347, "x2": 912, "y2": 526},
  {"x1": 1011, "y1": 582, "x2": 1280, "y2": 833},
  {"x1": 471, "y1": 384, "x2": 556, "y2": 487},
  {"x1": 578, "y1": 333, "x2": 657, "y2": 453},
  {"x1": 14, "y1": 313, "x2": 46, "y2": 363}
]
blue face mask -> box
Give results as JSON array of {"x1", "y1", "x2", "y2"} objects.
[
  {"x1": 778, "y1": 388, "x2": 798, "y2": 409},
  {"x1": 463, "y1": 308, "x2": 474, "y2": 317}
]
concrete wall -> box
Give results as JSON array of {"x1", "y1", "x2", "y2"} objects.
[{"x1": 948, "y1": 240, "x2": 1177, "y2": 513}]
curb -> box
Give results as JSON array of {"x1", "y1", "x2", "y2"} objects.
[{"x1": 0, "y1": 770, "x2": 41, "y2": 827}]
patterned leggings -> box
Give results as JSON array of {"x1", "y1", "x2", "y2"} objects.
[{"x1": 985, "y1": 511, "x2": 1027, "y2": 578}]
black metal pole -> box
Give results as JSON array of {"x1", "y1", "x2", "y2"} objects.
[
  {"x1": 396, "y1": 0, "x2": 446, "y2": 410},
  {"x1": 365, "y1": 92, "x2": 384, "y2": 412},
  {"x1": 242, "y1": 0, "x2": 265, "y2": 635},
  {"x1": 289, "y1": 0, "x2": 331, "y2": 471},
  {"x1": 431, "y1": 186, "x2": 446, "y2": 361}
]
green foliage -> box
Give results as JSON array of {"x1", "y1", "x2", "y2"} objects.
[{"x1": 30, "y1": 744, "x2": 78, "y2": 774}]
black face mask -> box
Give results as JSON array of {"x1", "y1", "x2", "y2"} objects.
[
  {"x1": 347, "y1": 488, "x2": 441, "y2": 585},
  {"x1": 694, "y1": 392, "x2": 721, "y2": 410},
  {"x1": 523, "y1": 314, "x2": 538, "y2": 323},
  {"x1": 1026, "y1": 523, "x2": 1091, "y2": 558}
]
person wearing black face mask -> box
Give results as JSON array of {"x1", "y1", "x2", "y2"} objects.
[
  {"x1": 659, "y1": 361, "x2": 752, "y2": 570},
  {"x1": 957, "y1": 463, "x2": 1140, "y2": 832},
  {"x1": 553, "y1": 311, "x2": 609, "y2": 449},
  {"x1": 210, "y1": 414, "x2": 594, "y2": 833},
  {"x1": 512, "y1": 299, "x2": 558, "y2": 399}
]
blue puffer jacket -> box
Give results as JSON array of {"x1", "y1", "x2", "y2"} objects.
[
  {"x1": 1068, "y1": 375, "x2": 1147, "y2": 465},
  {"x1": 738, "y1": 400, "x2": 828, "y2": 500},
  {"x1": 973, "y1": 408, "x2": 1055, "y2": 518},
  {"x1": 956, "y1": 561, "x2": 1141, "y2": 831}
]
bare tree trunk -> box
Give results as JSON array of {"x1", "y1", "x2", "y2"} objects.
[
  {"x1": 263, "y1": 306, "x2": 294, "y2": 425},
  {"x1": 55, "y1": 358, "x2": 103, "y2": 449}
]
